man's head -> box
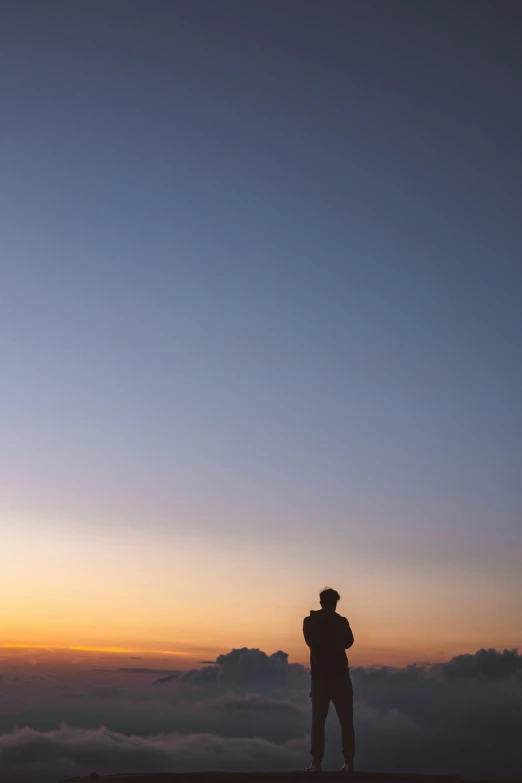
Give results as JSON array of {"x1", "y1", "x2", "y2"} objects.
[{"x1": 319, "y1": 587, "x2": 340, "y2": 610}]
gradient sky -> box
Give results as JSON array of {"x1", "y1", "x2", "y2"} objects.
[{"x1": 1, "y1": 0, "x2": 521, "y2": 667}]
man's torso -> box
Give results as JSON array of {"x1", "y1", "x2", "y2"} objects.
[{"x1": 304, "y1": 609, "x2": 350, "y2": 680}]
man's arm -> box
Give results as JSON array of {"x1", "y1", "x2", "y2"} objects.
[
  {"x1": 303, "y1": 616, "x2": 314, "y2": 647},
  {"x1": 343, "y1": 618, "x2": 354, "y2": 649}
]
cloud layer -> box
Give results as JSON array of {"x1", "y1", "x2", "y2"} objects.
[
  {"x1": 0, "y1": 647, "x2": 521, "y2": 782},
  {"x1": 0, "y1": 724, "x2": 308, "y2": 783}
]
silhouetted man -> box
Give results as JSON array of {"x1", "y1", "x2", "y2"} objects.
[{"x1": 303, "y1": 587, "x2": 355, "y2": 773}]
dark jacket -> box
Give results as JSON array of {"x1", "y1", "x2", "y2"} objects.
[{"x1": 303, "y1": 609, "x2": 354, "y2": 680}]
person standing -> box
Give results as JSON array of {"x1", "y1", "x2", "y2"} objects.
[{"x1": 303, "y1": 587, "x2": 355, "y2": 773}]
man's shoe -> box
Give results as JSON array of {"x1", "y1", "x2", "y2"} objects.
[
  {"x1": 306, "y1": 761, "x2": 322, "y2": 772},
  {"x1": 341, "y1": 762, "x2": 354, "y2": 774}
]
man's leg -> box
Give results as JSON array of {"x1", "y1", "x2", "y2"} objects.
[
  {"x1": 331, "y1": 675, "x2": 355, "y2": 765},
  {"x1": 310, "y1": 679, "x2": 330, "y2": 764}
]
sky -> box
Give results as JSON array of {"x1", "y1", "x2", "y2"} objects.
[{"x1": 1, "y1": 0, "x2": 522, "y2": 669}]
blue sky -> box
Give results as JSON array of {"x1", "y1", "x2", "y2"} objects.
[{"x1": 1, "y1": 1, "x2": 521, "y2": 661}]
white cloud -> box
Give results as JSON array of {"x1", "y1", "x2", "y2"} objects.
[{"x1": 0, "y1": 724, "x2": 308, "y2": 783}]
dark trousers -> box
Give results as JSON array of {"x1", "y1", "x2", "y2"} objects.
[{"x1": 310, "y1": 675, "x2": 354, "y2": 764}]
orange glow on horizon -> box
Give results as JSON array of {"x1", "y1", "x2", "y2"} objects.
[
  {"x1": 2, "y1": 644, "x2": 60, "y2": 650},
  {"x1": 3, "y1": 520, "x2": 521, "y2": 669},
  {"x1": 2, "y1": 643, "x2": 190, "y2": 656}
]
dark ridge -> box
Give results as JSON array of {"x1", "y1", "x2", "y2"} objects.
[{"x1": 63, "y1": 772, "x2": 522, "y2": 783}]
